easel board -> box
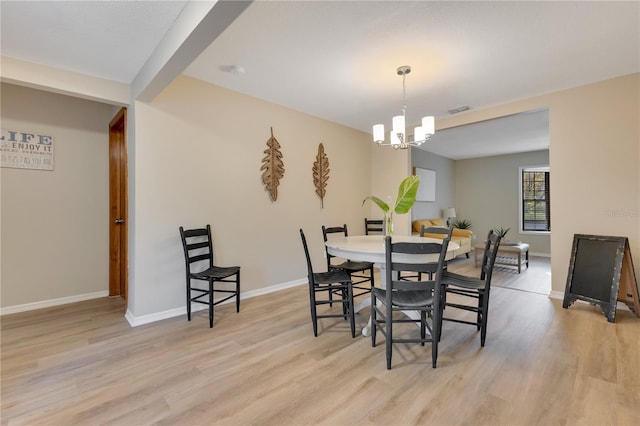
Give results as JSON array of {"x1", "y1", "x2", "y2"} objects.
[{"x1": 563, "y1": 234, "x2": 639, "y2": 322}]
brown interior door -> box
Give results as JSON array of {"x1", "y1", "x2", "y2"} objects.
[{"x1": 109, "y1": 107, "x2": 128, "y2": 302}]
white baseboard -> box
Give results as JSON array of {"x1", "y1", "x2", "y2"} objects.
[
  {"x1": 530, "y1": 252, "x2": 550, "y2": 258},
  {"x1": 548, "y1": 290, "x2": 564, "y2": 300},
  {"x1": 125, "y1": 278, "x2": 307, "y2": 327},
  {"x1": 0, "y1": 291, "x2": 109, "y2": 316}
]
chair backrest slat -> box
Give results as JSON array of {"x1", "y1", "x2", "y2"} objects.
[
  {"x1": 385, "y1": 236, "x2": 450, "y2": 299},
  {"x1": 420, "y1": 225, "x2": 453, "y2": 239},
  {"x1": 186, "y1": 241, "x2": 209, "y2": 251},
  {"x1": 365, "y1": 218, "x2": 384, "y2": 235},
  {"x1": 179, "y1": 225, "x2": 214, "y2": 271},
  {"x1": 322, "y1": 224, "x2": 349, "y2": 269}
]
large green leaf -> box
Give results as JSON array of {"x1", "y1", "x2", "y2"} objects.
[
  {"x1": 393, "y1": 175, "x2": 421, "y2": 214},
  {"x1": 362, "y1": 195, "x2": 389, "y2": 213}
]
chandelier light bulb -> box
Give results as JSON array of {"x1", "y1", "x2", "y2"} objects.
[{"x1": 373, "y1": 124, "x2": 385, "y2": 143}]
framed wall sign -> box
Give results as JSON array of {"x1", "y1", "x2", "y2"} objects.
[
  {"x1": 413, "y1": 167, "x2": 436, "y2": 201},
  {"x1": 1, "y1": 128, "x2": 54, "y2": 171}
]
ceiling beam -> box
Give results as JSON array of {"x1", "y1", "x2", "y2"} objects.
[{"x1": 132, "y1": 0, "x2": 252, "y2": 102}]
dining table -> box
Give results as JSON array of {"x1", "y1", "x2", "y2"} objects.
[{"x1": 325, "y1": 234, "x2": 460, "y2": 336}]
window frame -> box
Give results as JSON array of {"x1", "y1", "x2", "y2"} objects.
[{"x1": 519, "y1": 165, "x2": 550, "y2": 234}]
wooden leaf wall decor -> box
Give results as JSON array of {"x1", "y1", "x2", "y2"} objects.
[
  {"x1": 313, "y1": 143, "x2": 330, "y2": 208},
  {"x1": 260, "y1": 127, "x2": 285, "y2": 202}
]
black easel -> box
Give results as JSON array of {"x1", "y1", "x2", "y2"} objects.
[{"x1": 563, "y1": 234, "x2": 639, "y2": 322}]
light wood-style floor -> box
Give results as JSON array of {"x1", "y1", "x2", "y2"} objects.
[
  {"x1": 447, "y1": 254, "x2": 551, "y2": 295},
  {"x1": 2, "y1": 258, "x2": 639, "y2": 425}
]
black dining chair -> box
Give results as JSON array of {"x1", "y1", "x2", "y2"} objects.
[
  {"x1": 179, "y1": 225, "x2": 241, "y2": 328},
  {"x1": 300, "y1": 229, "x2": 355, "y2": 337},
  {"x1": 371, "y1": 235, "x2": 450, "y2": 369},
  {"x1": 364, "y1": 218, "x2": 384, "y2": 235},
  {"x1": 439, "y1": 229, "x2": 502, "y2": 347},
  {"x1": 322, "y1": 224, "x2": 375, "y2": 300},
  {"x1": 399, "y1": 225, "x2": 453, "y2": 282}
]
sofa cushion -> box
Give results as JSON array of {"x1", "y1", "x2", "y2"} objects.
[
  {"x1": 412, "y1": 218, "x2": 474, "y2": 257},
  {"x1": 452, "y1": 228, "x2": 473, "y2": 238},
  {"x1": 412, "y1": 219, "x2": 433, "y2": 234},
  {"x1": 430, "y1": 218, "x2": 445, "y2": 226}
]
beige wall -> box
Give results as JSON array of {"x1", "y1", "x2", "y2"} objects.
[
  {"x1": 437, "y1": 73, "x2": 640, "y2": 295},
  {"x1": 456, "y1": 150, "x2": 551, "y2": 255},
  {"x1": 1, "y1": 83, "x2": 117, "y2": 308},
  {"x1": 3, "y1": 73, "x2": 637, "y2": 317},
  {"x1": 128, "y1": 76, "x2": 374, "y2": 319},
  {"x1": 370, "y1": 144, "x2": 413, "y2": 235},
  {"x1": 411, "y1": 149, "x2": 456, "y2": 221}
]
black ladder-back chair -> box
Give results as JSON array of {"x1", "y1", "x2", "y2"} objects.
[
  {"x1": 364, "y1": 218, "x2": 384, "y2": 235},
  {"x1": 300, "y1": 229, "x2": 355, "y2": 338},
  {"x1": 399, "y1": 225, "x2": 453, "y2": 282},
  {"x1": 439, "y1": 229, "x2": 501, "y2": 346},
  {"x1": 179, "y1": 225, "x2": 241, "y2": 328},
  {"x1": 372, "y1": 235, "x2": 450, "y2": 370},
  {"x1": 322, "y1": 224, "x2": 375, "y2": 299},
  {"x1": 421, "y1": 225, "x2": 454, "y2": 274}
]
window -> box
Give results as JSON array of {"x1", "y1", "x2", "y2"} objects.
[{"x1": 520, "y1": 166, "x2": 550, "y2": 232}]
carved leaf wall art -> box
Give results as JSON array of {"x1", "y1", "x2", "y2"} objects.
[
  {"x1": 260, "y1": 127, "x2": 285, "y2": 202},
  {"x1": 313, "y1": 143, "x2": 330, "y2": 208}
]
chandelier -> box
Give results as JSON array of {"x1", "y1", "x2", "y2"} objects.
[{"x1": 373, "y1": 65, "x2": 435, "y2": 149}]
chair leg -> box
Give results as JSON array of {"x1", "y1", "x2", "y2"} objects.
[
  {"x1": 186, "y1": 279, "x2": 192, "y2": 321},
  {"x1": 431, "y1": 313, "x2": 440, "y2": 368},
  {"x1": 437, "y1": 288, "x2": 445, "y2": 342},
  {"x1": 309, "y1": 284, "x2": 318, "y2": 337},
  {"x1": 341, "y1": 287, "x2": 348, "y2": 319},
  {"x1": 371, "y1": 291, "x2": 377, "y2": 347},
  {"x1": 477, "y1": 293, "x2": 483, "y2": 330},
  {"x1": 209, "y1": 280, "x2": 214, "y2": 328},
  {"x1": 235, "y1": 271, "x2": 241, "y2": 313},
  {"x1": 348, "y1": 284, "x2": 355, "y2": 338},
  {"x1": 480, "y1": 290, "x2": 490, "y2": 347},
  {"x1": 420, "y1": 310, "x2": 426, "y2": 346},
  {"x1": 432, "y1": 307, "x2": 439, "y2": 368},
  {"x1": 370, "y1": 266, "x2": 375, "y2": 288},
  {"x1": 328, "y1": 286, "x2": 333, "y2": 307},
  {"x1": 386, "y1": 304, "x2": 393, "y2": 370}
]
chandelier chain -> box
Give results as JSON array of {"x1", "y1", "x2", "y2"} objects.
[{"x1": 401, "y1": 72, "x2": 407, "y2": 116}]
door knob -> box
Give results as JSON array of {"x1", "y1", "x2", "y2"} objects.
[{"x1": 115, "y1": 219, "x2": 125, "y2": 224}]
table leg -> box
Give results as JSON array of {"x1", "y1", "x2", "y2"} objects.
[{"x1": 361, "y1": 264, "x2": 386, "y2": 337}]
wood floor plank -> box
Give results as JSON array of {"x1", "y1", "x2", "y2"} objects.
[{"x1": 1, "y1": 257, "x2": 638, "y2": 425}]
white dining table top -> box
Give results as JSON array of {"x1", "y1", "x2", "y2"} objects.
[{"x1": 325, "y1": 235, "x2": 460, "y2": 265}]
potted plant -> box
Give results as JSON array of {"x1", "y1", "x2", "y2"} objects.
[
  {"x1": 493, "y1": 226, "x2": 510, "y2": 238},
  {"x1": 452, "y1": 219, "x2": 472, "y2": 229},
  {"x1": 493, "y1": 226, "x2": 520, "y2": 245},
  {"x1": 362, "y1": 175, "x2": 420, "y2": 236}
]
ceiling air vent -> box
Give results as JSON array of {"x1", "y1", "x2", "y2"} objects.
[{"x1": 448, "y1": 105, "x2": 470, "y2": 115}]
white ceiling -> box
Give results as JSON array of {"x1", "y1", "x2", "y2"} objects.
[{"x1": 1, "y1": 1, "x2": 638, "y2": 159}]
